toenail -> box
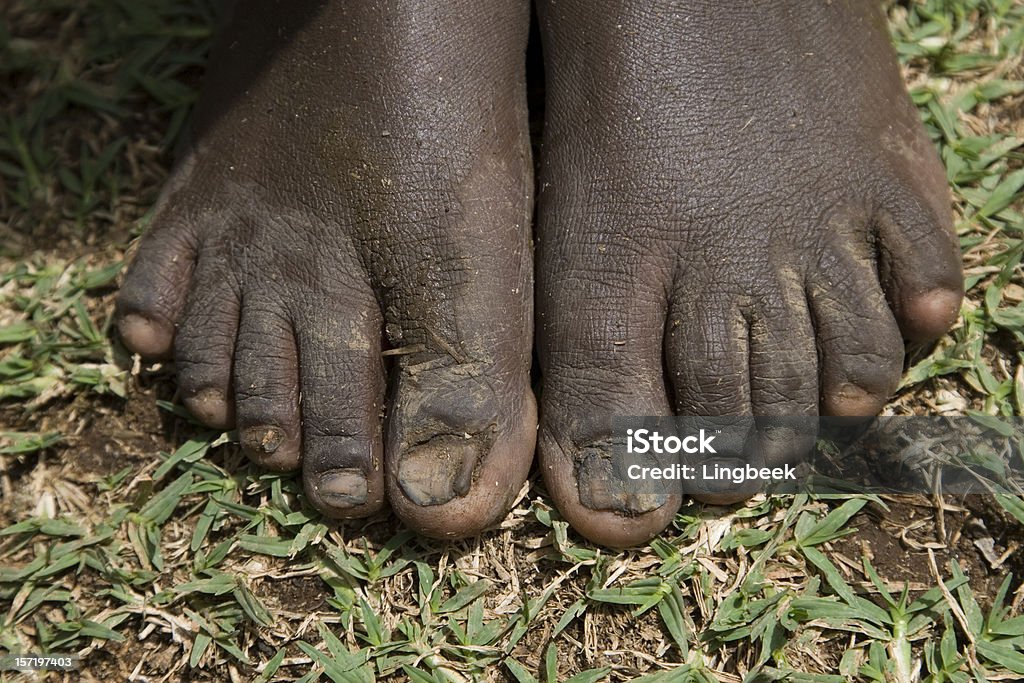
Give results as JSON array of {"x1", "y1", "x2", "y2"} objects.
[
  {"x1": 316, "y1": 469, "x2": 368, "y2": 507},
  {"x1": 758, "y1": 425, "x2": 816, "y2": 469},
  {"x1": 397, "y1": 435, "x2": 482, "y2": 506},
  {"x1": 577, "y1": 447, "x2": 668, "y2": 514},
  {"x1": 117, "y1": 313, "x2": 173, "y2": 358},
  {"x1": 903, "y1": 288, "x2": 962, "y2": 342},
  {"x1": 824, "y1": 384, "x2": 884, "y2": 417},
  {"x1": 241, "y1": 425, "x2": 284, "y2": 455},
  {"x1": 183, "y1": 388, "x2": 232, "y2": 429}
]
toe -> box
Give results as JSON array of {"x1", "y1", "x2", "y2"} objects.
[
  {"x1": 295, "y1": 296, "x2": 387, "y2": 519},
  {"x1": 174, "y1": 250, "x2": 240, "y2": 430},
  {"x1": 666, "y1": 294, "x2": 761, "y2": 504},
  {"x1": 118, "y1": 313, "x2": 177, "y2": 360},
  {"x1": 381, "y1": 253, "x2": 537, "y2": 537},
  {"x1": 876, "y1": 197, "x2": 963, "y2": 342},
  {"x1": 747, "y1": 286, "x2": 819, "y2": 471},
  {"x1": 893, "y1": 287, "x2": 962, "y2": 344},
  {"x1": 539, "y1": 429, "x2": 678, "y2": 549},
  {"x1": 377, "y1": 176, "x2": 537, "y2": 539},
  {"x1": 666, "y1": 295, "x2": 751, "y2": 416},
  {"x1": 116, "y1": 198, "x2": 201, "y2": 359},
  {"x1": 538, "y1": 276, "x2": 680, "y2": 548},
  {"x1": 387, "y1": 363, "x2": 537, "y2": 539},
  {"x1": 809, "y1": 247, "x2": 905, "y2": 417},
  {"x1": 397, "y1": 435, "x2": 480, "y2": 506},
  {"x1": 233, "y1": 294, "x2": 302, "y2": 471}
]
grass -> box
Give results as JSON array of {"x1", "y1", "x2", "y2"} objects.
[{"x1": 1, "y1": 0, "x2": 1023, "y2": 680}]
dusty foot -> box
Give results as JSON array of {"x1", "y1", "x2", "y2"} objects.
[
  {"x1": 115, "y1": 0, "x2": 536, "y2": 538},
  {"x1": 535, "y1": 0, "x2": 963, "y2": 547}
]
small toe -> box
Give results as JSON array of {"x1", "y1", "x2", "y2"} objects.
[
  {"x1": 116, "y1": 209, "x2": 200, "y2": 359},
  {"x1": 117, "y1": 313, "x2": 177, "y2": 359},
  {"x1": 875, "y1": 198, "x2": 963, "y2": 342},
  {"x1": 897, "y1": 287, "x2": 962, "y2": 343},
  {"x1": 822, "y1": 383, "x2": 887, "y2": 417}
]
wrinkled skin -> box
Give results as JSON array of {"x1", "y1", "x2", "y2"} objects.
[
  {"x1": 115, "y1": 0, "x2": 537, "y2": 538},
  {"x1": 535, "y1": 0, "x2": 963, "y2": 547}
]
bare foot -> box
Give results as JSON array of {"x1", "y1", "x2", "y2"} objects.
[{"x1": 116, "y1": 0, "x2": 537, "y2": 538}]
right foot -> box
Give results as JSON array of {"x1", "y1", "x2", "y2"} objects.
[
  {"x1": 534, "y1": 0, "x2": 963, "y2": 547},
  {"x1": 115, "y1": 0, "x2": 536, "y2": 538}
]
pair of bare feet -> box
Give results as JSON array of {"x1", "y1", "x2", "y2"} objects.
[{"x1": 115, "y1": 0, "x2": 962, "y2": 548}]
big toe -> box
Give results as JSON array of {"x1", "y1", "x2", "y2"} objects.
[
  {"x1": 536, "y1": 268, "x2": 681, "y2": 548},
  {"x1": 397, "y1": 434, "x2": 484, "y2": 506},
  {"x1": 540, "y1": 428, "x2": 678, "y2": 549},
  {"x1": 387, "y1": 362, "x2": 537, "y2": 539}
]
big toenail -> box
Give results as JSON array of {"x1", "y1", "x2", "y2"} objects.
[
  {"x1": 241, "y1": 425, "x2": 284, "y2": 455},
  {"x1": 577, "y1": 447, "x2": 668, "y2": 514},
  {"x1": 316, "y1": 469, "x2": 368, "y2": 507},
  {"x1": 398, "y1": 436, "x2": 481, "y2": 506},
  {"x1": 183, "y1": 387, "x2": 232, "y2": 428},
  {"x1": 117, "y1": 313, "x2": 173, "y2": 357}
]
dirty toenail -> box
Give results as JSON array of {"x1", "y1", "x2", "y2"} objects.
[
  {"x1": 824, "y1": 384, "x2": 884, "y2": 417},
  {"x1": 117, "y1": 313, "x2": 173, "y2": 357},
  {"x1": 758, "y1": 424, "x2": 816, "y2": 469},
  {"x1": 577, "y1": 447, "x2": 668, "y2": 514},
  {"x1": 241, "y1": 425, "x2": 284, "y2": 455},
  {"x1": 316, "y1": 469, "x2": 368, "y2": 507},
  {"x1": 902, "y1": 288, "x2": 962, "y2": 342},
  {"x1": 183, "y1": 387, "x2": 232, "y2": 429},
  {"x1": 398, "y1": 435, "x2": 482, "y2": 506}
]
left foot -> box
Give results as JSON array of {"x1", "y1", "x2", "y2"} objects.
[
  {"x1": 535, "y1": 0, "x2": 963, "y2": 547},
  {"x1": 115, "y1": 0, "x2": 536, "y2": 539}
]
